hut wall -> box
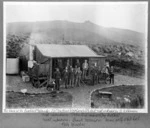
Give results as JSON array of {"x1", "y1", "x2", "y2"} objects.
[
  {"x1": 33, "y1": 47, "x2": 53, "y2": 78},
  {"x1": 34, "y1": 46, "x2": 49, "y2": 64},
  {"x1": 98, "y1": 57, "x2": 106, "y2": 69},
  {"x1": 38, "y1": 64, "x2": 50, "y2": 76},
  {"x1": 89, "y1": 57, "x2": 106, "y2": 73},
  {"x1": 19, "y1": 56, "x2": 28, "y2": 71}
]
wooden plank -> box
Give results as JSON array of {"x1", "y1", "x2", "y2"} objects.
[
  {"x1": 38, "y1": 77, "x2": 47, "y2": 80},
  {"x1": 98, "y1": 91, "x2": 112, "y2": 95},
  {"x1": 98, "y1": 91, "x2": 112, "y2": 99},
  {"x1": 39, "y1": 79, "x2": 49, "y2": 87}
]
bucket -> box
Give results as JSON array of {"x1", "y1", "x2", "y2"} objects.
[{"x1": 6, "y1": 58, "x2": 19, "y2": 74}]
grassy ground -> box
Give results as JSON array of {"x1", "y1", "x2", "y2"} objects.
[
  {"x1": 91, "y1": 85, "x2": 144, "y2": 108},
  {"x1": 6, "y1": 74, "x2": 145, "y2": 108},
  {"x1": 6, "y1": 91, "x2": 72, "y2": 108}
]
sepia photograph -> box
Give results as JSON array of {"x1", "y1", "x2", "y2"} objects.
[{"x1": 3, "y1": 2, "x2": 148, "y2": 113}]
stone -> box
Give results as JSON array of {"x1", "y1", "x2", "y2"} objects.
[{"x1": 98, "y1": 91, "x2": 112, "y2": 99}]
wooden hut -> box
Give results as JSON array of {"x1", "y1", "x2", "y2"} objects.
[{"x1": 20, "y1": 44, "x2": 106, "y2": 87}]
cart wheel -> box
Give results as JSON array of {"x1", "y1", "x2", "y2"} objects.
[{"x1": 34, "y1": 81, "x2": 40, "y2": 88}]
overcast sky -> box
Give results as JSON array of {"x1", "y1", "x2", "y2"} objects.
[{"x1": 4, "y1": 2, "x2": 148, "y2": 33}]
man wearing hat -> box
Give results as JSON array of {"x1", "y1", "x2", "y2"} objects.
[{"x1": 54, "y1": 68, "x2": 61, "y2": 91}]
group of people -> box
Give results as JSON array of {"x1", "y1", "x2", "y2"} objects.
[
  {"x1": 90, "y1": 62, "x2": 114, "y2": 85},
  {"x1": 53, "y1": 59, "x2": 114, "y2": 91},
  {"x1": 53, "y1": 59, "x2": 89, "y2": 90}
]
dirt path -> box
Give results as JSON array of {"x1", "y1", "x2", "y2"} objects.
[
  {"x1": 62, "y1": 74, "x2": 145, "y2": 108},
  {"x1": 6, "y1": 74, "x2": 145, "y2": 108}
]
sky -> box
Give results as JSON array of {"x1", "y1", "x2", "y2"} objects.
[{"x1": 4, "y1": 2, "x2": 148, "y2": 33}]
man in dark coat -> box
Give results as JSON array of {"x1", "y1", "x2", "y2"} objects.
[
  {"x1": 63, "y1": 67, "x2": 69, "y2": 89},
  {"x1": 97, "y1": 66, "x2": 102, "y2": 84},
  {"x1": 69, "y1": 67, "x2": 75, "y2": 88},
  {"x1": 104, "y1": 62, "x2": 110, "y2": 84},
  {"x1": 82, "y1": 60, "x2": 89, "y2": 80},
  {"x1": 110, "y1": 66, "x2": 114, "y2": 84},
  {"x1": 68, "y1": 65, "x2": 72, "y2": 85},
  {"x1": 74, "y1": 65, "x2": 78, "y2": 86},
  {"x1": 58, "y1": 59, "x2": 63, "y2": 77},
  {"x1": 90, "y1": 63, "x2": 98, "y2": 85},
  {"x1": 54, "y1": 68, "x2": 61, "y2": 91}
]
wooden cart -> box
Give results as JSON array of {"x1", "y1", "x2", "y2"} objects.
[{"x1": 29, "y1": 63, "x2": 50, "y2": 88}]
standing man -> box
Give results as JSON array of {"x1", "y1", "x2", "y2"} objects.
[
  {"x1": 69, "y1": 67, "x2": 75, "y2": 88},
  {"x1": 63, "y1": 67, "x2": 69, "y2": 89},
  {"x1": 82, "y1": 60, "x2": 89, "y2": 80},
  {"x1": 54, "y1": 68, "x2": 61, "y2": 91},
  {"x1": 68, "y1": 65, "x2": 72, "y2": 85},
  {"x1": 74, "y1": 65, "x2": 78, "y2": 86},
  {"x1": 66, "y1": 59, "x2": 70, "y2": 69},
  {"x1": 76, "y1": 67, "x2": 82, "y2": 87},
  {"x1": 90, "y1": 63, "x2": 97, "y2": 85},
  {"x1": 66, "y1": 59, "x2": 71, "y2": 85},
  {"x1": 110, "y1": 66, "x2": 114, "y2": 84},
  {"x1": 97, "y1": 66, "x2": 102, "y2": 84},
  {"x1": 76, "y1": 59, "x2": 80, "y2": 68},
  {"x1": 105, "y1": 62, "x2": 110, "y2": 84},
  {"x1": 58, "y1": 59, "x2": 63, "y2": 77}
]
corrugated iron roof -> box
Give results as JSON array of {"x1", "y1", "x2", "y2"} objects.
[{"x1": 36, "y1": 44, "x2": 104, "y2": 58}]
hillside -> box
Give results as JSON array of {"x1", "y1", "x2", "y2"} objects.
[
  {"x1": 7, "y1": 20, "x2": 145, "y2": 47},
  {"x1": 6, "y1": 34, "x2": 145, "y2": 78},
  {"x1": 6, "y1": 20, "x2": 146, "y2": 78},
  {"x1": 90, "y1": 43, "x2": 145, "y2": 77}
]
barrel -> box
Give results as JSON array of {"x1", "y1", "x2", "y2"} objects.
[{"x1": 6, "y1": 58, "x2": 19, "y2": 74}]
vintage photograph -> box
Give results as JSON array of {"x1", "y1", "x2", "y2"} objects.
[{"x1": 3, "y1": 2, "x2": 148, "y2": 112}]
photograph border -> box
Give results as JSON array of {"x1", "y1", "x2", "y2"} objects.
[{"x1": 2, "y1": 1, "x2": 148, "y2": 113}]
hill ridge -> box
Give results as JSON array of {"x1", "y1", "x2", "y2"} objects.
[{"x1": 7, "y1": 20, "x2": 145, "y2": 47}]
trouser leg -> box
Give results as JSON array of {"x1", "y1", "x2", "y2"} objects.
[
  {"x1": 77, "y1": 78, "x2": 79, "y2": 86},
  {"x1": 69, "y1": 78, "x2": 73, "y2": 87},
  {"x1": 65, "y1": 78, "x2": 68, "y2": 88},
  {"x1": 77, "y1": 77, "x2": 79, "y2": 87},
  {"x1": 112, "y1": 74, "x2": 114, "y2": 84},
  {"x1": 105, "y1": 74, "x2": 108, "y2": 83},
  {"x1": 98, "y1": 75, "x2": 100, "y2": 83},
  {"x1": 69, "y1": 79, "x2": 71, "y2": 87},
  {"x1": 56, "y1": 79, "x2": 58, "y2": 90},
  {"x1": 72, "y1": 78, "x2": 74, "y2": 87},
  {"x1": 68, "y1": 76, "x2": 70, "y2": 85},
  {"x1": 95, "y1": 75, "x2": 98, "y2": 84},
  {"x1": 75, "y1": 78, "x2": 78, "y2": 87},
  {"x1": 92, "y1": 75, "x2": 95, "y2": 85},
  {"x1": 83, "y1": 70, "x2": 87, "y2": 79},
  {"x1": 74, "y1": 78, "x2": 76, "y2": 86},
  {"x1": 82, "y1": 70, "x2": 85, "y2": 79},
  {"x1": 57, "y1": 80, "x2": 60, "y2": 90},
  {"x1": 84, "y1": 70, "x2": 87, "y2": 79},
  {"x1": 79, "y1": 77, "x2": 81, "y2": 86},
  {"x1": 55, "y1": 81, "x2": 57, "y2": 90},
  {"x1": 110, "y1": 74, "x2": 112, "y2": 84}
]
